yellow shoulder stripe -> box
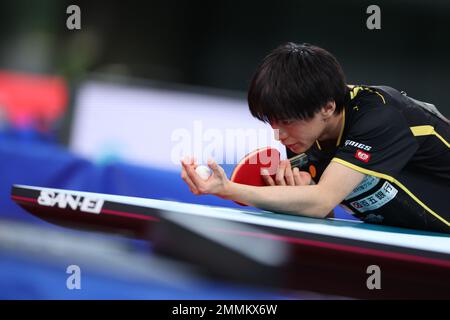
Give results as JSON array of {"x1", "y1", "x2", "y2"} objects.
[
  {"x1": 349, "y1": 86, "x2": 386, "y2": 104},
  {"x1": 349, "y1": 86, "x2": 362, "y2": 100},
  {"x1": 331, "y1": 157, "x2": 450, "y2": 227},
  {"x1": 410, "y1": 125, "x2": 450, "y2": 148}
]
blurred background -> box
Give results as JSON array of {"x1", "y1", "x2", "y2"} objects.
[{"x1": 0, "y1": 0, "x2": 449, "y2": 299}]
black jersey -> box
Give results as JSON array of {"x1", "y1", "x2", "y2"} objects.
[{"x1": 287, "y1": 85, "x2": 450, "y2": 234}]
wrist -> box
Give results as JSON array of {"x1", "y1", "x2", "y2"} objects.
[{"x1": 217, "y1": 180, "x2": 235, "y2": 199}]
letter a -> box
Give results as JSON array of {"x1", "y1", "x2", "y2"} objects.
[
  {"x1": 66, "y1": 265, "x2": 81, "y2": 290},
  {"x1": 366, "y1": 5, "x2": 381, "y2": 30},
  {"x1": 66, "y1": 5, "x2": 81, "y2": 30},
  {"x1": 366, "y1": 265, "x2": 381, "y2": 290}
]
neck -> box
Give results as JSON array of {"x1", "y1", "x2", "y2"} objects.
[{"x1": 319, "y1": 110, "x2": 344, "y2": 143}]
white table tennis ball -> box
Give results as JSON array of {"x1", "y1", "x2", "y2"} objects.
[{"x1": 195, "y1": 165, "x2": 212, "y2": 180}]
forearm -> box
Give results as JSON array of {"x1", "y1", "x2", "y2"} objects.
[{"x1": 221, "y1": 182, "x2": 332, "y2": 218}]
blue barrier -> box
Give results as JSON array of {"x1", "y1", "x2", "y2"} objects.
[
  {"x1": 0, "y1": 135, "x2": 353, "y2": 222},
  {"x1": 0, "y1": 134, "x2": 352, "y2": 299}
]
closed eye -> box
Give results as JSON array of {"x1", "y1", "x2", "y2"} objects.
[{"x1": 280, "y1": 119, "x2": 295, "y2": 126}]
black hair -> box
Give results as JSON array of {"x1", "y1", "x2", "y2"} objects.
[{"x1": 248, "y1": 42, "x2": 348, "y2": 123}]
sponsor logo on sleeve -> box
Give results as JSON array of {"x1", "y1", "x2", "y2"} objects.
[
  {"x1": 344, "y1": 140, "x2": 372, "y2": 151},
  {"x1": 349, "y1": 181, "x2": 398, "y2": 213},
  {"x1": 345, "y1": 175, "x2": 380, "y2": 200},
  {"x1": 37, "y1": 191, "x2": 104, "y2": 214},
  {"x1": 355, "y1": 149, "x2": 371, "y2": 163}
]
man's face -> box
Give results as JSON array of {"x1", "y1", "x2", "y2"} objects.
[{"x1": 270, "y1": 112, "x2": 326, "y2": 153}]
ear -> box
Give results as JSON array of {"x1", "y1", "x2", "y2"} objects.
[{"x1": 320, "y1": 101, "x2": 336, "y2": 119}]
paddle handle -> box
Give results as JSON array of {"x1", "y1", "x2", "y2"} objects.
[{"x1": 288, "y1": 153, "x2": 309, "y2": 169}]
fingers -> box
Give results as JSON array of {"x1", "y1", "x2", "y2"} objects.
[
  {"x1": 299, "y1": 171, "x2": 313, "y2": 185},
  {"x1": 181, "y1": 157, "x2": 226, "y2": 195},
  {"x1": 263, "y1": 161, "x2": 301, "y2": 186},
  {"x1": 183, "y1": 160, "x2": 204, "y2": 186},
  {"x1": 182, "y1": 156, "x2": 312, "y2": 194},
  {"x1": 207, "y1": 159, "x2": 222, "y2": 178},
  {"x1": 274, "y1": 160, "x2": 287, "y2": 186},
  {"x1": 180, "y1": 162, "x2": 200, "y2": 194},
  {"x1": 261, "y1": 168, "x2": 275, "y2": 186},
  {"x1": 293, "y1": 167, "x2": 313, "y2": 185},
  {"x1": 262, "y1": 160, "x2": 313, "y2": 187},
  {"x1": 181, "y1": 157, "x2": 205, "y2": 194},
  {"x1": 183, "y1": 155, "x2": 198, "y2": 167},
  {"x1": 292, "y1": 167, "x2": 303, "y2": 185},
  {"x1": 283, "y1": 161, "x2": 295, "y2": 186}
]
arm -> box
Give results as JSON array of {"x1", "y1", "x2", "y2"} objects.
[
  {"x1": 261, "y1": 161, "x2": 338, "y2": 217},
  {"x1": 221, "y1": 161, "x2": 365, "y2": 217},
  {"x1": 221, "y1": 183, "x2": 333, "y2": 217},
  {"x1": 181, "y1": 158, "x2": 365, "y2": 218}
]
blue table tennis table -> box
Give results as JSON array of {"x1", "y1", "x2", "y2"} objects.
[{"x1": 9, "y1": 184, "x2": 450, "y2": 299}]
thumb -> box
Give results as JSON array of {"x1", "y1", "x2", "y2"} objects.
[
  {"x1": 299, "y1": 171, "x2": 313, "y2": 185},
  {"x1": 207, "y1": 159, "x2": 222, "y2": 177}
]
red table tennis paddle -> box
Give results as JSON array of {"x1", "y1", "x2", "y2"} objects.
[{"x1": 230, "y1": 147, "x2": 317, "y2": 205}]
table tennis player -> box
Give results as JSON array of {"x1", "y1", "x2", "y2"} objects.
[{"x1": 181, "y1": 42, "x2": 450, "y2": 234}]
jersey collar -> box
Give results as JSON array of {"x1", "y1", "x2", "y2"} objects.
[{"x1": 315, "y1": 107, "x2": 346, "y2": 151}]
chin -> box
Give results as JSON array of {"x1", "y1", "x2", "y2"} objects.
[
  {"x1": 294, "y1": 142, "x2": 315, "y2": 153},
  {"x1": 289, "y1": 144, "x2": 303, "y2": 153}
]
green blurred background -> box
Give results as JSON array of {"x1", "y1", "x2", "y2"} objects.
[{"x1": 0, "y1": 0, "x2": 449, "y2": 115}]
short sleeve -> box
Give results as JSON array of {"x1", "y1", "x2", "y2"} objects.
[{"x1": 333, "y1": 106, "x2": 419, "y2": 178}]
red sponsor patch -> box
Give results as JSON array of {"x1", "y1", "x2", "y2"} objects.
[{"x1": 355, "y1": 149, "x2": 371, "y2": 163}]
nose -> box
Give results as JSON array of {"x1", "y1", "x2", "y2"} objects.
[{"x1": 273, "y1": 127, "x2": 288, "y2": 141}]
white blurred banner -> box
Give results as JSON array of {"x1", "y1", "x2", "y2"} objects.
[{"x1": 70, "y1": 80, "x2": 285, "y2": 171}]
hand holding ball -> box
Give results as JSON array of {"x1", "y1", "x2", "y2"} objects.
[{"x1": 195, "y1": 165, "x2": 212, "y2": 180}]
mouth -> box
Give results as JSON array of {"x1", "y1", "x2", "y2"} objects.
[{"x1": 286, "y1": 143, "x2": 300, "y2": 150}]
